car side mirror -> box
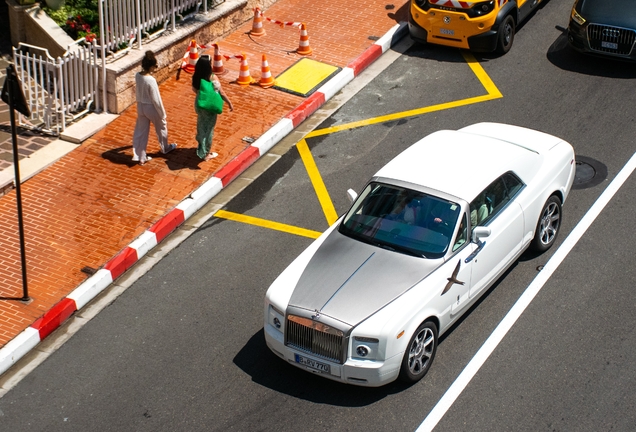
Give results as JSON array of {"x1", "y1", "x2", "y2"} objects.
[
  {"x1": 471, "y1": 226, "x2": 491, "y2": 243},
  {"x1": 347, "y1": 189, "x2": 358, "y2": 203}
]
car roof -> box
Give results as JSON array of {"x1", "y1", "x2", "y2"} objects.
[{"x1": 374, "y1": 128, "x2": 542, "y2": 202}]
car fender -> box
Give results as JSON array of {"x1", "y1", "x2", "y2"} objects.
[
  {"x1": 352, "y1": 273, "x2": 449, "y2": 361},
  {"x1": 494, "y1": 2, "x2": 518, "y2": 27}
]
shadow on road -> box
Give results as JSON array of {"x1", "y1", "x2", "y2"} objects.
[
  {"x1": 233, "y1": 329, "x2": 413, "y2": 406},
  {"x1": 547, "y1": 29, "x2": 636, "y2": 79}
]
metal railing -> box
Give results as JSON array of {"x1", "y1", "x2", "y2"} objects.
[
  {"x1": 99, "y1": 0, "x2": 226, "y2": 56},
  {"x1": 12, "y1": 41, "x2": 100, "y2": 135}
]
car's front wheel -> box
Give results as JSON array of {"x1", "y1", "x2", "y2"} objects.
[
  {"x1": 399, "y1": 321, "x2": 438, "y2": 383},
  {"x1": 496, "y1": 15, "x2": 515, "y2": 54},
  {"x1": 531, "y1": 195, "x2": 562, "y2": 252}
]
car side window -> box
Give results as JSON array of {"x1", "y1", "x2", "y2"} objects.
[
  {"x1": 470, "y1": 172, "x2": 524, "y2": 227},
  {"x1": 452, "y1": 213, "x2": 468, "y2": 252}
]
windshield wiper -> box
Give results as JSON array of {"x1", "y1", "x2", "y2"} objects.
[{"x1": 373, "y1": 241, "x2": 426, "y2": 258}]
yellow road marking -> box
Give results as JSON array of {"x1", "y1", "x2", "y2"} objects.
[
  {"x1": 217, "y1": 53, "x2": 502, "y2": 238},
  {"x1": 306, "y1": 50, "x2": 502, "y2": 139},
  {"x1": 296, "y1": 139, "x2": 339, "y2": 226},
  {"x1": 214, "y1": 210, "x2": 322, "y2": 239},
  {"x1": 461, "y1": 51, "x2": 502, "y2": 98}
]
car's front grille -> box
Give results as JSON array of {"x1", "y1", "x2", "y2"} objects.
[
  {"x1": 587, "y1": 24, "x2": 636, "y2": 56},
  {"x1": 285, "y1": 315, "x2": 345, "y2": 364}
]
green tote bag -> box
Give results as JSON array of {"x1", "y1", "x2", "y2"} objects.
[{"x1": 196, "y1": 79, "x2": 223, "y2": 114}]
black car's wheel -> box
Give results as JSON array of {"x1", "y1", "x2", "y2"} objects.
[
  {"x1": 399, "y1": 321, "x2": 438, "y2": 383},
  {"x1": 531, "y1": 195, "x2": 562, "y2": 252},
  {"x1": 496, "y1": 15, "x2": 515, "y2": 55}
]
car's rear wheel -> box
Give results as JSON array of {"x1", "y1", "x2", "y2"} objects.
[
  {"x1": 399, "y1": 321, "x2": 438, "y2": 383},
  {"x1": 496, "y1": 15, "x2": 515, "y2": 54},
  {"x1": 531, "y1": 195, "x2": 562, "y2": 252}
]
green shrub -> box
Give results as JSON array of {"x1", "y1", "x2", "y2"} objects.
[{"x1": 42, "y1": 0, "x2": 100, "y2": 42}]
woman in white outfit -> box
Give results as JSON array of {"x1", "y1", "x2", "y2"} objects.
[{"x1": 132, "y1": 51, "x2": 177, "y2": 165}]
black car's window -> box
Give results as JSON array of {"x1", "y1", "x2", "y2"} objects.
[
  {"x1": 339, "y1": 183, "x2": 460, "y2": 258},
  {"x1": 470, "y1": 171, "x2": 524, "y2": 227}
]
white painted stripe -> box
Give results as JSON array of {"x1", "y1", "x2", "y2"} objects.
[
  {"x1": 67, "y1": 269, "x2": 115, "y2": 310},
  {"x1": 251, "y1": 118, "x2": 294, "y2": 154},
  {"x1": 417, "y1": 152, "x2": 636, "y2": 432},
  {"x1": 374, "y1": 23, "x2": 404, "y2": 53},
  {"x1": 128, "y1": 230, "x2": 158, "y2": 259},
  {"x1": 317, "y1": 68, "x2": 355, "y2": 101},
  {"x1": 190, "y1": 177, "x2": 223, "y2": 212},
  {"x1": 176, "y1": 198, "x2": 199, "y2": 220},
  {"x1": 0, "y1": 327, "x2": 41, "y2": 376}
]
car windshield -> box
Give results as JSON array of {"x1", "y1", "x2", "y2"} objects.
[{"x1": 339, "y1": 183, "x2": 460, "y2": 259}]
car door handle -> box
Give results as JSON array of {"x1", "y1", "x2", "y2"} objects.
[{"x1": 465, "y1": 240, "x2": 486, "y2": 263}]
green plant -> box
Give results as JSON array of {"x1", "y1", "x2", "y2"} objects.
[{"x1": 42, "y1": 0, "x2": 100, "y2": 43}]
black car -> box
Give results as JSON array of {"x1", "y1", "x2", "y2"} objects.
[{"x1": 568, "y1": 0, "x2": 636, "y2": 61}]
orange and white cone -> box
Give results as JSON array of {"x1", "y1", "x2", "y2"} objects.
[
  {"x1": 259, "y1": 54, "x2": 276, "y2": 88},
  {"x1": 211, "y1": 44, "x2": 228, "y2": 76},
  {"x1": 236, "y1": 53, "x2": 255, "y2": 86},
  {"x1": 296, "y1": 23, "x2": 312, "y2": 55},
  {"x1": 250, "y1": 7, "x2": 266, "y2": 36},
  {"x1": 184, "y1": 39, "x2": 199, "y2": 73}
]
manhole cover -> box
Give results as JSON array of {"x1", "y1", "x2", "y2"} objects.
[{"x1": 572, "y1": 156, "x2": 607, "y2": 190}]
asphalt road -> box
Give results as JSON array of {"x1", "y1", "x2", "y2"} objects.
[{"x1": 1, "y1": 0, "x2": 636, "y2": 430}]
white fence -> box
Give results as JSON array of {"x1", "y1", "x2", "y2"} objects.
[
  {"x1": 100, "y1": 0, "x2": 225, "y2": 55},
  {"x1": 10, "y1": 0, "x2": 227, "y2": 133},
  {"x1": 12, "y1": 41, "x2": 100, "y2": 135}
]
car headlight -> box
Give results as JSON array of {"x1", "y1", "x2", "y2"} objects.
[
  {"x1": 413, "y1": 0, "x2": 429, "y2": 10},
  {"x1": 470, "y1": 1, "x2": 495, "y2": 17},
  {"x1": 352, "y1": 336, "x2": 380, "y2": 361},
  {"x1": 458, "y1": 1, "x2": 495, "y2": 18},
  {"x1": 268, "y1": 305, "x2": 284, "y2": 333},
  {"x1": 571, "y1": 8, "x2": 586, "y2": 25}
]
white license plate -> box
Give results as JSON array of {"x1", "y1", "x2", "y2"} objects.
[
  {"x1": 602, "y1": 41, "x2": 618, "y2": 50},
  {"x1": 295, "y1": 354, "x2": 330, "y2": 373},
  {"x1": 439, "y1": 28, "x2": 455, "y2": 36}
]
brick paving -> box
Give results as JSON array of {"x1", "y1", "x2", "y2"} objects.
[{"x1": 0, "y1": 0, "x2": 409, "y2": 347}]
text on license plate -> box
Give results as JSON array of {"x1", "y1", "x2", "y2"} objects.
[
  {"x1": 439, "y1": 28, "x2": 455, "y2": 36},
  {"x1": 295, "y1": 354, "x2": 330, "y2": 373},
  {"x1": 602, "y1": 41, "x2": 618, "y2": 50}
]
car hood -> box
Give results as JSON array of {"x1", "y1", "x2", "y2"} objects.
[
  {"x1": 579, "y1": 0, "x2": 636, "y2": 28},
  {"x1": 288, "y1": 229, "x2": 441, "y2": 326}
]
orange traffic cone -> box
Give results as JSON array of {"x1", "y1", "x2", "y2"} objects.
[
  {"x1": 211, "y1": 44, "x2": 228, "y2": 76},
  {"x1": 183, "y1": 40, "x2": 199, "y2": 73},
  {"x1": 250, "y1": 7, "x2": 266, "y2": 36},
  {"x1": 259, "y1": 54, "x2": 276, "y2": 88},
  {"x1": 236, "y1": 53, "x2": 255, "y2": 86},
  {"x1": 296, "y1": 23, "x2": 312, "y2": 55}
]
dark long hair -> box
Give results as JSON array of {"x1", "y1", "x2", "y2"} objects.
[{"x1": 192, "y1": 55, "x2": 212, "y2": 91}]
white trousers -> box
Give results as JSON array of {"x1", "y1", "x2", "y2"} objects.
[{"x1": 132, "y1": 102, "x2": 169, "y2": 161}]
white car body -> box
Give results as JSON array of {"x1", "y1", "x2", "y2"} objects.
[{"x1": 264, "y1": 123, "x2": 576, "y2": 387}]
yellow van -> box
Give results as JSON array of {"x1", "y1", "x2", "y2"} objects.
[{"x1": 408, "y1": 0, "x2": 545, "y2": 54}]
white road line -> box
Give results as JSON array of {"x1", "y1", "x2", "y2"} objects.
[{"x1": 417, "y1": 152, "x2": 636, "y2": 432}]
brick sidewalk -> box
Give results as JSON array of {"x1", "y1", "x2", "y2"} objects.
[{"x1": 0, "y1": 0, "x2": 408, "y2": 351}]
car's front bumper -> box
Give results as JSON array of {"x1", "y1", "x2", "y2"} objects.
[
  {"x1": 568, "y1": 20, "x2": 636, "y2": 62},
  {"x1": 264, "y1": 323, "x2": 403, "y2": 387},
  {"x1": 408, "y1": 2, "x2": 498, "y2": 51}
]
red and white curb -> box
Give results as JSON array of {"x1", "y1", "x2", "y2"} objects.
[{"x1": 0, "y1": 22, "x2": 408, "y2": 376}]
